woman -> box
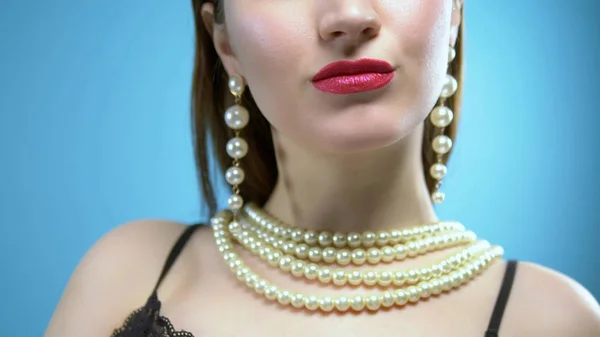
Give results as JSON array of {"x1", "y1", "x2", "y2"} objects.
[{"x1": 46, "y1": 0, "x2": 599, "y2": 336}]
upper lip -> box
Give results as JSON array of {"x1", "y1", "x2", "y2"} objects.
[{"x1": 312, "y1": 58, "x2": 394, "y2": 81}]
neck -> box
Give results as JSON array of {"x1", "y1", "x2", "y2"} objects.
[{"x1": 263, "y1": 124, "x2": 438, "y2": 233}]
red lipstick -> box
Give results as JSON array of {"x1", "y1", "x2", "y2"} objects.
[{"x1": 312, "y1": 58, "x2": 395, "y2": 94}]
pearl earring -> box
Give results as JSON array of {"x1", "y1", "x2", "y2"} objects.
[
  {"x1": 429, "y1": 45, "x2": 457, "y2": 204},
  {"x1": 224, "y1": 74, "x2": 249, "y2": 213}
]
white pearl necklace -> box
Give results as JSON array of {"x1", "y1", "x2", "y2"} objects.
[
  {"x1": 211, "y1": 209, "x2": 504, "y2": 312},
  {"x1": 235, "y1": 210, "x2": 476, "y2": 265},
  {"x1": 244, "y1": 203, "x2": 466, "y2": 247}
]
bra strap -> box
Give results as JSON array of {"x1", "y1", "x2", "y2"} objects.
[
  {"x1": 153, "y1": 223, "x2": 203, "y2": 293},
  {"x1": 485, "y1": 260, "x2": 518, "y2": 337}
]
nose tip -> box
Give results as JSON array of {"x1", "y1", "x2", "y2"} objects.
[{"x1": 320, "y1": 10, "x2": 382, "y2": 44}]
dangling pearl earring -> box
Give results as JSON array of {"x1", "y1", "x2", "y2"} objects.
[
  {"x1": 429, "y1": 45, "x2": 458, "y2": 204},
  {"x1": 224, "y1": 74, "x2": 249, "y2": 215}
]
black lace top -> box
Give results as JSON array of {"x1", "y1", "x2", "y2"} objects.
[{"x1": 110, "y1": 224, "x2": 518, "y2": 337}]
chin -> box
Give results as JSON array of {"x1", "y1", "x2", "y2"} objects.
[{"x1": 304, "y1": 112, "x2": 421, "y2": 155}]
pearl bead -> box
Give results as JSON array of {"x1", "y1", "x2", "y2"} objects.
[
  {"x1": 351, "y1": 296, "x2": 366, "y2": 311},
  {"x1": 304, "y1": 264, "x2": 318, "y2": 280},
  {"x1": 223, "y1": 252, "x2": 235, "y2": 262},
  {"x1": 303, "y1": 230, "x2": 317, "y2": 245},
  {"x1": 432, "y1": 191, "x2": 446, "y2": 204},
  {"x1": 228, "y1": 74, "x2": 245, "y2": 95},
  {"x1": 245, "y1": 274, "x2": 257, "y2": 288},
  {"x1": 332, "y1": 232, "x2": 347, "y2": 247},
  {"x1": 417, "y1": 242, "x2": 428, "y2": 254},
  {"x1": 431, "y1": 264, "x2": 443, "y2": 277},
  {"x1": 254, "y1": 280, "x2": 267, "y2": 294},
  {"x1": 228, "y1": 221, "x2": 242, "y2": 234},
  {"x1": 378, "y1": 271, "x2": 393, "y2": 286},
  {"x1": 381, "y1": 292, "x2": 396, "y2": 308},
  {"x1": 319, "y1": 297, "x2": 334, "y2": 312},
  {"x1": 318, "y1": 268, "x2": 332, "y2": 283},
  {"x1": 290, "y1": 229, "x2": 303, "y2": 242},
  {"x1": 367, "y1": 247, "x2": 382, "y2": 264},
  {"x1": 224, "y1": 104, "x2": 249, "y2": 130},
  {"x1": 347, "y1": 232, "x2": 361, "y2": 248},
  {"x1": 441, "y1": 74, "x2": 458, "y2": 98},
  {"x1": 450, "y1": 272, "x2": 461, "y2": 287},
  {"x1": 393, "y1": 271, "x2": 406, "y2": 286},
  {"x1": 308, "y1": 247, "x2": 322, "y2": 262},
  {"x1": 366, "y1": 295, "x2": 381, "y2": 311},
  {"x1": 213, "y1": 229, "x2": 225, "y2": 238},
  {"x1": 363, "y1": 271, "x2": 379, "y2": 286},
  {"x1": 333, "y1": 269, "x2": 347, "y2": 285},
  {"x1": 401, "y1": 229, "x2": 413, "y2": 241},
  {"x1": 407, "y1": 286, "x2": 421, "y2": 303},
  {"x1": 280, "y1": 228, "x2": 291, "y2": 239},
  {"x1": 465, "y1": 264, "x2": 475, "y2": 278},
  {"x1": 390, "y1": 230, "x2": 402, "y2": 244},
  {"x1": 381, "y1": 246, "x2": 395, "y2": 263},
  {"x1": 336, "y1": 249, "x2": 351, "y2": 266},
  {"x1": 291, "y1": 262, "x2": 304, "y2": 277},
  {"x1": 394, "y1": 244, "x2": 408, "y2": 260},
  {"x1": 430, "y1": 106, "x2": 454, "y2": 128},
  {"x1": 228, "y1": 259, "x2": 240, "y2": 270},
  {"x1": 277, "y1": 290, "x2": 291, "y2": 305},
  {"x1": 291, "y1": 294, "x2": 304, "y2": 308},
  {"x1": 351, "y1": 249, "x2": 367, "y2": 265},
  {"x1": 440, "y1": 260, "x2": 450, "y2": 272},
  {"x1": 406, "y1": 269, "x2": 421, "y2": 284},
  {"x1": 227, "y1": 195, "x2": 243, "y2": 210},
  {"x1": 430, "y1": 163, "x2": 447, "y2": 180},
  {"x1": 432, "y1": 135, "x2": 453, "y2": 154},
  {"x1": 304, "y1": 296, "x2": 319, "y2": 311},
  {"x1": 226, "y1": 137, "x2": 248, "y2": 159},
  {"x1": 259, "y1": 247, "x2": 270, "y2": 259},
  {"x1": 448, "y1": 46, "x2": 456, "y2": 63},
  {"x1": 279, "y1": 256, "x2": 292, "y2": 271},
  {"x1": 219, "y1": 243, "x2": 231, "y2": 252},
  {"x1": 420, "y1": 282, "x2": 432, "y2": 298},
  {"x1": 295, "y1": 244, "x2": 309, "y2": 259},
  {"x1": 430, "y1": 279, "x2": 443, "y2": 295},
  {"x1": 407, "y1": 242, "x2": 419, "y2": 257},
  {"x1": 236, "y1": 268, "x2": 248, "y2": 280},
  {"x1": 348, "y1": 271, "x2": 363, "y2": 285},
  {"x1": 267, "y1": 252, "x2": 281, "y2": 267},
  {"x1": 225, "y1": 166, "x2": 245, "y2": 185},
  {"x1": 317, "y1": 231, "x2": 333, "y2": 246},
  {"x1": 395, "y1": 290, "x2": 409, "y2": 306},
  {"x1": 376, "y1": 231, "x2": 390, "y2": 245},
  {"x1": 362, "y1": 231, "x2": 376, "y2": 247},
  {"x1": 264, "y1": 285, "x2": 278, "y2": 300},
  {"x1": 322, "y1": 247, "x2": 337, "y2": 263},
  {"x1": 335, "y1": 297, "x2": 351, "y2": 311}
]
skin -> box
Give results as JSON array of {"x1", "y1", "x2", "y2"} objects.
[{"x1": 45, "y1": 1, "x2": 600, "y2": 336}]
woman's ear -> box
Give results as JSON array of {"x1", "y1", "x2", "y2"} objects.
[{"x1": 200, "y1": 2, "x2": 244, "y2": 78}]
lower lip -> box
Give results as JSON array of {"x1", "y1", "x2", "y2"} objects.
[{"x1": 312, "y1": 72, "x2": 395, "y2": 94}]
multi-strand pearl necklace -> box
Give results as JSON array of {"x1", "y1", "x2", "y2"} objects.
[{"x1": 211, "y1": 205, "x2": 504, "y2": 312}]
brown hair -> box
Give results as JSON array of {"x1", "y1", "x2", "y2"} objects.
[{"x1": 190, "y1": 0, "x2": 464, "y2": 217}]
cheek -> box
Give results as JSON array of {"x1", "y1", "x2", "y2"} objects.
[
  {"x1": 226, "y1": 6, "x2": 312, "y2": 131},
  {"x1": 395, "y1": 0, "x2": 451, "y2": 105}
]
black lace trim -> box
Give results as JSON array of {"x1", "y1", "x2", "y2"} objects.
[{"x1": 111, "y1": 293, "x2": 194, "y2": 337}]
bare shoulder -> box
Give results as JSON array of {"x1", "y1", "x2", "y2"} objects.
[
  {"x1": 45, "y1": 219, "x2": 203, "y2": 337},
  {"x1": 505, "y1": 261, "x2": 600, "y2": 337}
]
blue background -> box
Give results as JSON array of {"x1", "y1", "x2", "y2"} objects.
[{"x1": 0, "y1": 1, "x2": 599, "y2": 336}]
